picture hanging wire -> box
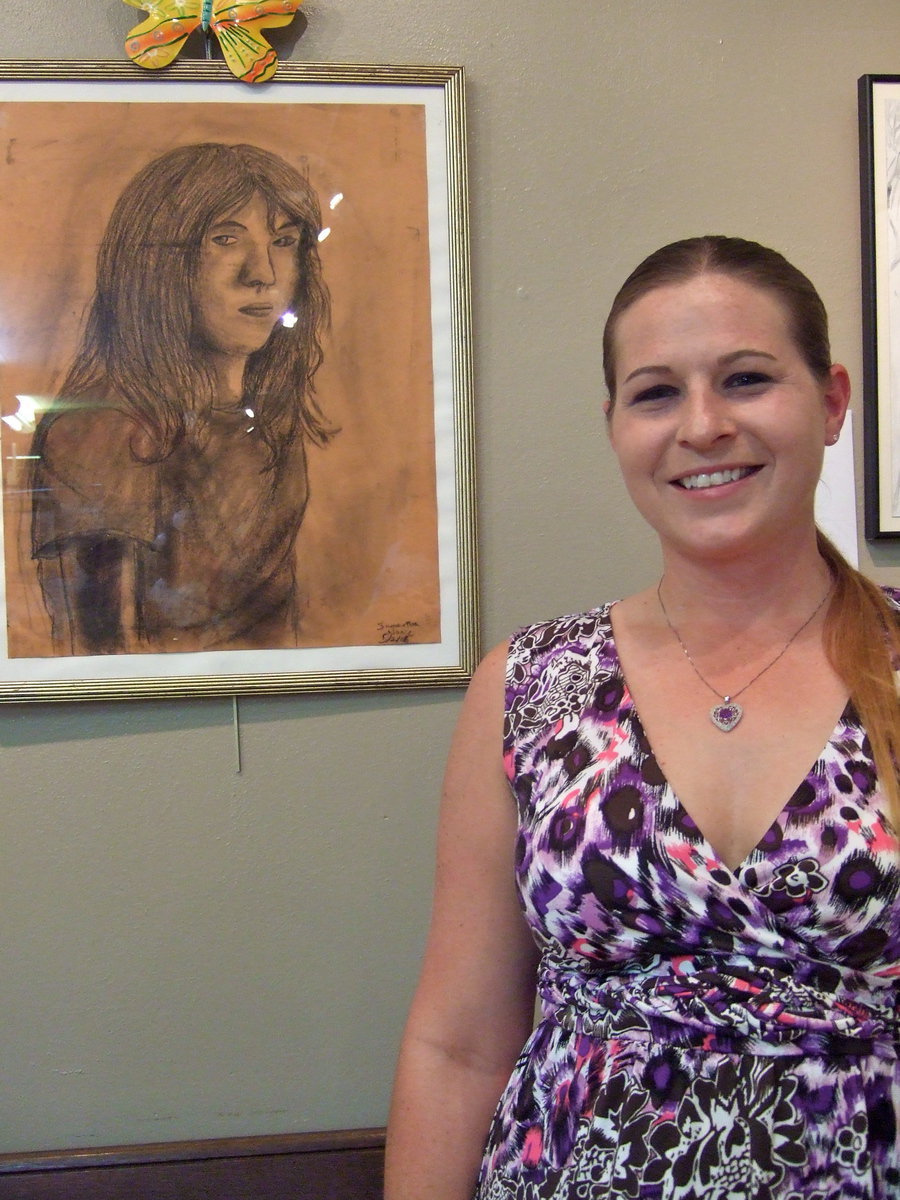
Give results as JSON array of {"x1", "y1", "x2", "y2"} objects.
[{"x1": 232, "y1": 695, "x2": 243, "y2": 774}]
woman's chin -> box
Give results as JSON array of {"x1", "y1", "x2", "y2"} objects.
[{"x1": 657, "y1": 514, "x2": 811, "y2": 567}]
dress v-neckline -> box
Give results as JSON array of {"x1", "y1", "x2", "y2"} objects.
[{"x1": 602, "y1": 603, "x2": 850, "y2": 876}]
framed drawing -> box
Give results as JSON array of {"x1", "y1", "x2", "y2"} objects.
[
  {"x1": 859, "y1": 73, "x2": 900, "y2": 539},
  {"x1": 0, "y1": 60, "x2": 478, "y2": 701}
]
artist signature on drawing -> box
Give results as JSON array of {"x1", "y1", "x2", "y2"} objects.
[{"x1": 378, "y1": 621, "x2": 420, "y2": 645}]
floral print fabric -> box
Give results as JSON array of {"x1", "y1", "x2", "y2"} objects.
[{"x1": 475, "y1": 594, "x2": 900, "y2": 1199}]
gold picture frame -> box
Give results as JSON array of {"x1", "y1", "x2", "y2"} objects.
[{"x1": 0, "y1": 59, "x2": 477, "y2": 700}]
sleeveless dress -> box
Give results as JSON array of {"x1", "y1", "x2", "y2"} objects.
[{"x1": 475, "y1": 594, "x2": 900, "y2": 1200}]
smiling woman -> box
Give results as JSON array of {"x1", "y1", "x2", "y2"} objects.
[
  {"x1": 604, "y1": 273, "x2": 850, "y2": 567},
  {"x1": 28, "y1": 142, "x2": 333, "y2": 655},
  {"x1": 386, "y1": 237, "x2": 900, "y2": 1199}
]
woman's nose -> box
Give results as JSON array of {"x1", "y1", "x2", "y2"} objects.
[
  {"x1": 239, "y1": 240, "x2": 276, "y2": 287},
  {"x1": 676, "y1": 387, "x2": 737, "y2": 448}
]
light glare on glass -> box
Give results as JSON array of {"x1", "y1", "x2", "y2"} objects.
[{"x1": 2, "y1": 394, "x2": 42, "y2": 434}]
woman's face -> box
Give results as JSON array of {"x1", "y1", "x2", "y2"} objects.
[
  {"x1": 193, "y1": 192, "x2": 301, "y2": 362},
  {"x1": 606, "y1": 272, "x2": 850, "y2": 564}
]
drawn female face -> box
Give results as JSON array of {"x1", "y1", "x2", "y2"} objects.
[{"x1": 193, "y1": 191, "x2": 302, "y2": 363}]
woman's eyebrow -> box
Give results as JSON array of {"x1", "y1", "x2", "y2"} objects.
[
  {"x1": 623, "y1": 364, "x2": 670, "y2": 385},
  {"x1": 719, "y1": 349, "x2": 777, "y2": 365},
  {"x1": 207, "y1": 217, "x2": 301, "y2": 233},
  {"x1": 623, "y1": 348, "x2": 778, "y2": 385}
]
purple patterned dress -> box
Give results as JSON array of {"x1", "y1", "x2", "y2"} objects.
[{"x1": 475, "y1": 593, "x2": 900, "y2": 1200}]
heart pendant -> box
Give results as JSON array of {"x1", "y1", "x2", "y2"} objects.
[{"x1": 710, "y1": 700, "x2": 743, "y2": 732}]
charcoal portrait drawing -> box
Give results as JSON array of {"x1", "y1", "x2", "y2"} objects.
[
  {"x1": 29, "y1": 142, "x2": 334, "y2": 655},
  {"x1": 0, "y1": 94, "x2": 445, "y2": 683}
]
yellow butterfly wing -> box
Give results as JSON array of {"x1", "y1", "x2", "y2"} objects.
[
  {"x1": 211, "y1": 1, "x2": 302, "y2": 84},
  {"x1": 124, "y1": 0, "x2": 204, "y2": 71}
]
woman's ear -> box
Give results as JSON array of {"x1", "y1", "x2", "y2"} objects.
[
  {"x1": 603, "y1": 398, "x2": 616, "y2": 445},
  {"x1": 823, "y1": 363, "x2": 851, "y2": 445}
]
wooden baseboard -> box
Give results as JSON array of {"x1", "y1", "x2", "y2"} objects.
[{"x1": 0, "y1": 1128, "x2": 386, "y2": 1200}]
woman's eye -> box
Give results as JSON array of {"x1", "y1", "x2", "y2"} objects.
[
  {"x1": 273, "y1": 234, "x2": 299, "y2": 248},
  {"x1": 210, "y1": 234, "x2": 237, "y2": 246},
  {"x1": 629, "y1": 384, "x2": 679, "y2": 405},
  {"x1": 724, "y1": 371, "x2": 771, "y2": 390}
]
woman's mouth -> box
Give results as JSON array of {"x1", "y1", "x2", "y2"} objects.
[
  {"x1": 239, "y1": 303, "x2": 275, "y2": 317},
  {"x1": 673, "y1": 465, "x2": 761, "y2": 490}
]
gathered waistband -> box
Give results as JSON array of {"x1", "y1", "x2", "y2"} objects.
[{"x1": 539, "y1": 951, "x2": 900, "y2": 1057}]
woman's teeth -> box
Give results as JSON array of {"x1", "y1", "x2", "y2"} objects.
[{"x1": 678, "y1": 467, "x2": 752, "y2": 490}]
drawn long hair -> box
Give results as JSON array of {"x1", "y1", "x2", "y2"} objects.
[{"x1": 55, "y1": 142, "x2": 333, "y2": 467}]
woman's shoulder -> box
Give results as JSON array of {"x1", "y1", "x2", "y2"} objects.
[
  {"x1": 505, "y1": 604, "x2": 618, "y2": 691},
  {"x1": 35, "y1": 401, "x2": 156, "y2": 480},
  {"x1": 502, "y1": 605, "x2": 621, "y2": 747},
  {"x1": 31, "y1": 401, "x2": 158, "y2": 553},
  {"x1": 507, "y1": 603, "x2": 616, "y2": 660},
  {"x1": 37, "y1": 401, "x2": 139, "y2": 454}
]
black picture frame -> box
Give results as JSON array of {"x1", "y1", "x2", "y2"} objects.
[{"x1": 859, "y1": 73, "x2": 900, "y2": 539}]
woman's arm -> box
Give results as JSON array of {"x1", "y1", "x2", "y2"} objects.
[
  {"x1": 37, "y1": 536, "x2": 128, "y2": 654},
  {"x1": 385, "y1": 641, "x2": 540, "y2": 1200},
  {"x1": 30, "y1": 407, "x2": 154, "y2": 656}
]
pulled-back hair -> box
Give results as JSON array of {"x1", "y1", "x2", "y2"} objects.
[
  {"x1": 603, "y1": 235, "x2": 831, "y2": 402},
  {"x1": 603, "y1": 235, "x2": 900, "y2": 826},
  {"x1": 57, "y1": 142, "x2": 333, "y2": 466}
]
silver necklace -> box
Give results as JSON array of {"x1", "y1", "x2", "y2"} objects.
[{"x1": 656, "y1": 579, "x2": 833, "y2": 732}]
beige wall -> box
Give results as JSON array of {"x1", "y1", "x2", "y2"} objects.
[{"x1": 3, "y1": 0, "x2": 899, "y2": 1154}]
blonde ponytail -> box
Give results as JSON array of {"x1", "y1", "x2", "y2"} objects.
[{"x1": 817, "y1": 531, "x2": 900, "y2": 830}]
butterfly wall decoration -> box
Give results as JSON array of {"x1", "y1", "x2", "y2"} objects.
[{"x1": 123, "y1": 0, "x2": 302, "y2": 84}]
